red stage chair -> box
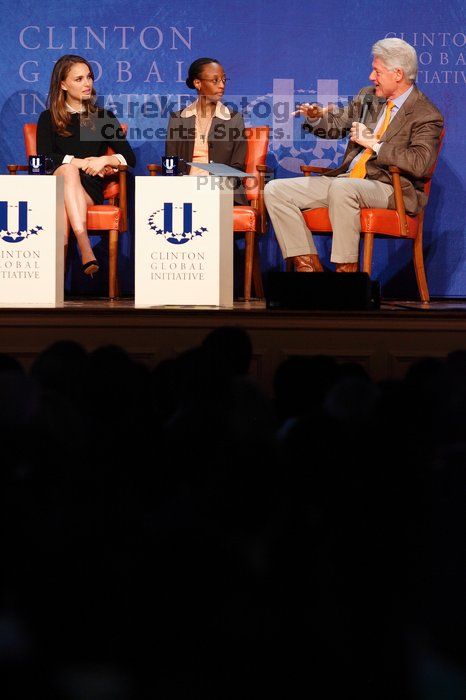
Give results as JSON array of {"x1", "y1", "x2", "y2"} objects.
[
  {"x1": 233, "y1": 125, "x2": 269, "y2": 300},
  {"x1": 295, "y1": 128, "x2": 445, "y2": 302},
  {"x1": 7, "y1": 123, "x2": 129, "y2": 300},
  {"x1": 147, "y1": 125, "x2": 270, "y2": 301}
]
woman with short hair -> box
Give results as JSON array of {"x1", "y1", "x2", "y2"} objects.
[{"x1": 165, "y1": 57, "x2": 247, "y2": 204}]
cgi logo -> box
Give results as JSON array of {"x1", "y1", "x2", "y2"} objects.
[
  {"x1": 0, "y1": 201, "x2": 43, "y2": 243},
  {"x1": 148, "y1": 203, "x2": 207, "y2": 245},
  {"x1": 29, "y1": 157, "x2": 42, "y2": 173},
  {"x1": 161, "y1": 155, "x2": 180, "y2": 176}
]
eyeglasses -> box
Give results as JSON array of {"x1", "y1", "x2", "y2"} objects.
[{"x1": 199, "y1": 76, "x2": 228, "y2": 86}]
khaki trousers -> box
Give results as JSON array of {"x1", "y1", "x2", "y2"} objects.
[{"x1": 264, "y1": 175, "x2": 394, "y2": 263}]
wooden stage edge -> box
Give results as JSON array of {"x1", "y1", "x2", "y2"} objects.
[{"x1": 1, "y1": 298, "x2": 465, "y2": 393}]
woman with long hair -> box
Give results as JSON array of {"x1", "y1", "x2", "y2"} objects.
[{"x1": 37, "y1": 54, "x2": 136, "y2": 274}]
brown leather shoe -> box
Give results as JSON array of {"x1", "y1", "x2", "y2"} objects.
[
  {"x1": 292, "y1": 254, "x2": 324, "y2": 272},
  {"x1": 335, "y1": 262, "x2": 358, "y2": 273}
]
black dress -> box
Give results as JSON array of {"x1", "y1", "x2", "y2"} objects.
[{"x1": 37, "y1": 109, "x2": 136, "y2": 204}]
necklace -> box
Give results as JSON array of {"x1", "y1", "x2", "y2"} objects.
[{"x1": 195, "y1": 104, "x2": 215, "y2": 143}]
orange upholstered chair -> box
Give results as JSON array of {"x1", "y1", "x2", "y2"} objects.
[
  {"x1": 8, "y1": 123, "x2": 129, "y2": 300},
  {"x1": 147, "y1": 125, "x2": 270, "y2": 301},
  {"x1": 232, "y1": 125, "x2": 269, "y2": 300},
  {"x1": 296, "y1": 128, "x2": 445, "y2": 302}
]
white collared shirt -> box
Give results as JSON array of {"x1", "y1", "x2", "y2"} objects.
[{"x1": 180, "y1": 99, "x2": 231, "y2": 120}]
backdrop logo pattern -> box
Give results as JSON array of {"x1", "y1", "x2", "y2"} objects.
[
  {"x1": 148, "y1": 203, "x2": 207, "y2": 245},
  {"x1": 243, "y1": 79, "x2": 349, "y2": 174},
  {"x1": 0, "y1": 201, "x2": 44, "y2": 243}
]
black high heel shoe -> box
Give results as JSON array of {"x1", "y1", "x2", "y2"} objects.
[{"x1": 82, "y1": 259, "x2": 99, "y2": 277}]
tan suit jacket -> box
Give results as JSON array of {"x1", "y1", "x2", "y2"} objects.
[{"x1": 307, "y1": 86, "x2": 444, "y2": 215}]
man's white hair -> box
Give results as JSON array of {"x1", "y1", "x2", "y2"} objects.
[{"x1": 372, "y1": 38, "x2": 418, "y2": 82}]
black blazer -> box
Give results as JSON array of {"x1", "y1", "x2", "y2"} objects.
[{"x1": 165, "y1": 107, "x2": 248, "y2": 204}]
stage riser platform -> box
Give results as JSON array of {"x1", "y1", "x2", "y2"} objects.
[{"x1": 1, "y1": 300, "x2": 465, "y2": 394}]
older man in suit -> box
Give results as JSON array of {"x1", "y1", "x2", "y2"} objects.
[{"x1": 264, "y1": 38, "x2": 444, "y2": 272}]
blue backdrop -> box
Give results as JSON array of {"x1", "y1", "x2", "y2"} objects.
[{"x1": 0, "y1": 0, "x2": 464, "y2": 297}]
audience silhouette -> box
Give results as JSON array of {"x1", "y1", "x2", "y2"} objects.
[{"x1": 0, "y1": 330, "x2": 464, "y2": 698}]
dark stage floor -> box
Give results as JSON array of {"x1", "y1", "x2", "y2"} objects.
[{"x1": 1, "y1": 298, "x2": 465, "y2": 392}]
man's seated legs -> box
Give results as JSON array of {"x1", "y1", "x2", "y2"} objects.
[
  {"x1": 327, "y1": 176, "x2": 394, "y2": 268},
  {"x1": 265, "y1": 174, "x2": 395, "y2": 272},
  {"x1": 264, "y1": 176, "x2": 334, "y2": 270}
]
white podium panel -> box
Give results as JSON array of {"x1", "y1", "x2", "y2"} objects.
[
  {"x1": 135, "y1": 176, "x2": 233, "y2": 306},
  {"x1": 0, "y1": 176, "x2": 64, "y2": 306}
]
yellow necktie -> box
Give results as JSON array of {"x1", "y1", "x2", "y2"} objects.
[{"x1": 350, "y1": 100, "x2": 395, "y2": 179}]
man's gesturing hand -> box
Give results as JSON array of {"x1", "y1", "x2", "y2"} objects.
[
  {"x1": 350, "y1": 122, "x2": 379, "y2": 150},
  {"x1": 292, "y1": 103, "x2": 331, "y2": 119}
]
